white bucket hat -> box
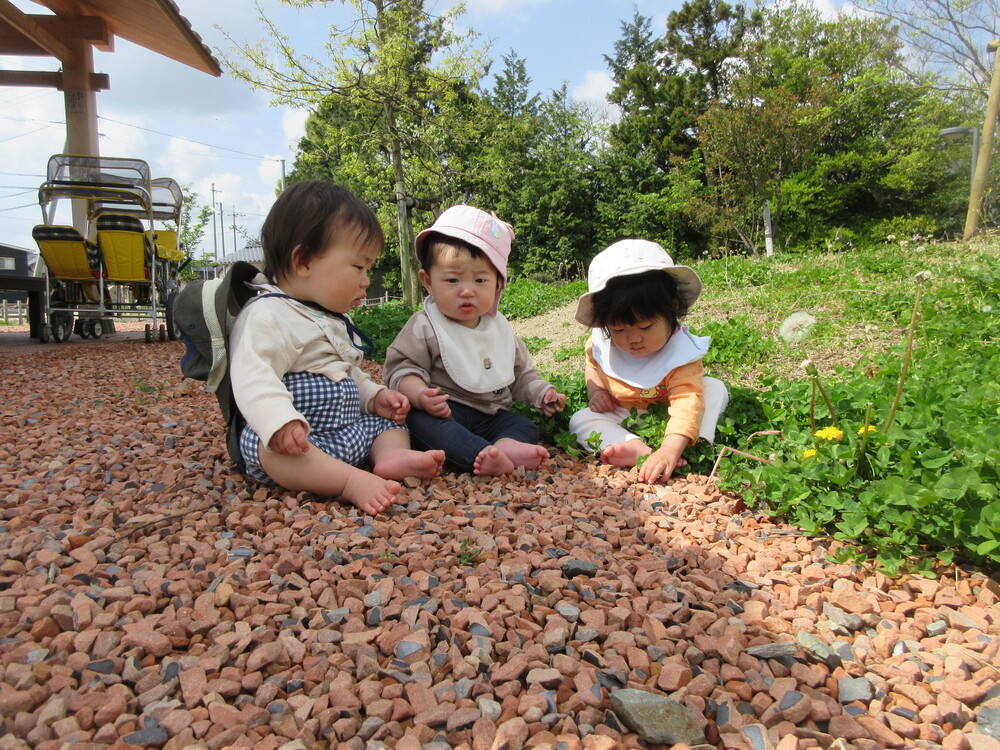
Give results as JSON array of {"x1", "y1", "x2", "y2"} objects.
[{"x1": 575, "y1": 239, "x2": 702, "y2": 327}]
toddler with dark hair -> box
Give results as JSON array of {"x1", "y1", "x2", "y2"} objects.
[{"x1": 569, "y1": 240, "x2": 729, "y2": 482}]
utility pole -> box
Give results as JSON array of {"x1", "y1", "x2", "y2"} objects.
[
  {"x1": 279, "y1": 159, "x2": 286, "y2": 193},
  {"x1": 232, "y1": 206, "x2": 237, "y2": 255},
  {"x1": 964, "y1": 39, "x2": 1000, "y2": 239},
  {"x1": 210, "y1": 183, "x2": 220, "y2": 262},
  {"x1": 219, "y1": 202, "x2": 226, "y2": 259}
]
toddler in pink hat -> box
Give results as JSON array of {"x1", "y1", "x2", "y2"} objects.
[{"x1": 383, "y1": 205, "x2": 566, "y2": 476}]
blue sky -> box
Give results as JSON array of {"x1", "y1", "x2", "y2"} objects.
[{"x1": 0, "y1": 0, "x2": 835, "y2": 259}]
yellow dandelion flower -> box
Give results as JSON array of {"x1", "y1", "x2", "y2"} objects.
[
  {"x1": 857, "y1": 425, "x2": 876, "y2": 434},
  {"x1": 814, "y1": 426, "x2": 844, "y2": 441},
  {"x1": 802, "y1": 449, "x2": 818, "y2": 459}
]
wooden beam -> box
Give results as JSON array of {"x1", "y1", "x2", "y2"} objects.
[
  {"x1": 0, "y1": 69, "x2": 109, "y2": 90},
  {"x1": 0, "y1": 14, "x2": 110, "y2": 55},
  {"x1": 0, "y1": 0, "x2": 75, "y2": 62}
]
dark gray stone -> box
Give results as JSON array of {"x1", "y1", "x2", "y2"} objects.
[
  {"x1": 469, "y1": 622, "x2": 491, "y2": 637},
  {"x1": 745, "y1": 641, "x2": 798, "y2": 659},
  {"x1": 838, "y1": 676, "x2": 874, "y2": 704},
  {"x1": 779, "y1": 690, "x2": 805, "y2": 710},
  {"x1": 394, "y1": 641, "x2": 424, "y2": 660},
  {"x1": 561, "y1": 559, "x2": 599, "y2": 578},
  {"x1": 796, "y1": 630, "x2": 842, "y2": 669},
  {"x1": 555, "y1": 602, "x2": 580, "y2": 621},
  {"x1": 822, "y1": 602, "x2": 864, "y2": 633},
  {"x1": 610, "y1": 688, "x2": 707, "y2": 745},
  {"x1": 977, "y1": 705, "x2": 1000, "y2": 740},
  {"x1": 87, "y1": 658, "x2": 115, "y2": 674},
  {"x1": 122, "y1": 726, "x2": 169, "y2": 746},
  {"x1": 742, "y1": 723, "x2": 771, "y2": 750}
]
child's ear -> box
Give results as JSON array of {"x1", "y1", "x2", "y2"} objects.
[
  {"x1": 290, "y1": 245, "x2": 310, "y2": 276},
  {"x1": 418, "y1": 269, "x2": 433, "y2": 294}
]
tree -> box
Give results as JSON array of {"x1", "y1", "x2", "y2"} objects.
[
  {"x1": 700, "y1": 79, "x2": 832, "y2": 253},
  {"x1": 596, "y1": 3, "x2": 754, "y2": 258},
  {"x1": 219, "y1": 0, "x2": 488, "y2": 305},
  {"x1": 864, "y1": 0, "x2": 1000, "y2": 102},
  {"x1": 166, "y1": 186, "x2": 212, "y2": 280}
]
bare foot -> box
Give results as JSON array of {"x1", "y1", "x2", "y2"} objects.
[
  {"x1": 601, "y1": 439, "x2": 651, "y2": 467},
  {"x1": 473, "y1": 445, "x2": 516, "y2": 476},
  {"x1": 341, "y1": 470, "x2": 402, "y2": 515},
  {"x1": 494, "y1": 438, "x2": 550, "y2": 470},
  {"x1": 373, "y1": 448, "x2": 445, "y2": 480}
]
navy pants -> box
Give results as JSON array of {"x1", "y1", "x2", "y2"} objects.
[{"x1": 405, "y1": 399, "x2": 539, "y2": 473}]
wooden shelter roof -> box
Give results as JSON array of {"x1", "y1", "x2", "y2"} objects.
[{"x1": 1, "y1": 0, "x2": 221, "y2": 76}]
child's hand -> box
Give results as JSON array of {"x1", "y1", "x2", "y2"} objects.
[
  {"x1": 637, "y1": 434, "x2": 689, "y2": 484},
  {"x1": 371, "y1": 389, "x2": 410, "y2": 424},
  {"x1": 268, "y1": 420, "x2": 310, "y2": 455},
  {"x1": 539, "y1": 388, "x2": 566, "y2": 417},
  {"x1": 418, "y1": 387, "x2": 451, "y2": 418},
  {"x1": 588, "y1": 387, "x2": 617, "y2": 413}
]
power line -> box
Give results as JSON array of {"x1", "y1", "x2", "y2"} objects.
[
  {"x1": 98, "y1": 115, "x2": 282, "y2": 161},
  {"x1": 0, "y1": 125, "x2": 58, "y2": 144}
]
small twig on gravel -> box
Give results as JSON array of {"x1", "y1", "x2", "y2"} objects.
[{"x1": 113, "y1": 502, "x2": 220, "y2": 542}]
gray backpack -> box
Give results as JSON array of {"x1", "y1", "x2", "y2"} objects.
[{"x1": 173, "y1": 261, "x2": 261, "y2": 474}]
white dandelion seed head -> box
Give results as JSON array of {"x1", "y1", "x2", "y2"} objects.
[
  {"x1": 779, "y1": 312, "x2": 817, "y2": 343},
  {"x1": 886, "y1": 234, "x2": 897, "y2": 241},
  {"x1": 914, "y1": 270, "x2": 932, "y2": 282},
  {"x1": 799, "y1": 359, "x2": 812, "y2": 371},
  {"x1": 984, "y1": 305, "x2": 994, "y2": 313}
]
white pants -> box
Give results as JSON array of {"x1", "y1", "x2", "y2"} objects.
[{"x1": 569, "y1": 376, "x2": 730, "y2": 451}]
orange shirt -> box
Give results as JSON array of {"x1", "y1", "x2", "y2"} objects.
[{"x1": 586, "y1": 341, "x2": 706, "y2": 445}]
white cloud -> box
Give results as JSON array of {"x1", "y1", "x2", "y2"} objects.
[
  {"x1": 282, "y1": 107, "x2": 309, "y2": 145},
  {"x1": 573, "y1": 70, "x2": 614, "y2": 103},
  {"x1": 463, "y1": 0, "x2": 553, "y2": 15}
]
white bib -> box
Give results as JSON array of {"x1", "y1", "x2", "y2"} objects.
[
  {"x1": 592, "y1": 325, "x2": 709, "y2": 389},
  {"x1": 424, "y1": 298, "x2": 516, "y2": 394}
]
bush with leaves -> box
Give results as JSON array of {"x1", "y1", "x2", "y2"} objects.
[
  {"x1": 351, "y1": 302, "x2": 418, "y2": 364},
  {"x1": 721, "y1": 258, "x2": 1000, "y2": 575}
]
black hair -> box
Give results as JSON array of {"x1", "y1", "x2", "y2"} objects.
[
  {"x1": 418, "y1": 232, "x2": 488, "y2": 272},
  {"x1": 260, "y1": 181, "x2": 384, "y2": 283},
  {"x1": 589, "y1": 270, "x2": 684, "y2": 335}
]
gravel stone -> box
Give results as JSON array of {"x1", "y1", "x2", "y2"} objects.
[
  {"x1": 610, "y1": 688, "x2": 707, "y2": 745},
  {"x1": 0, "y1": 337, "x2": 998, "y2": 750}
]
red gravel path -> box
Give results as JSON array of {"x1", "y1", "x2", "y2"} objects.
[{"x1": 1, "y1": 337, "x2": 998, "y2": 750}]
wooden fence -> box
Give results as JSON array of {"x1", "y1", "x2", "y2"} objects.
[{"x1": 1, "y1": 300, "x2": 27, "y2": 325}]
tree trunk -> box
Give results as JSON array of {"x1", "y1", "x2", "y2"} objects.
[{"x1": 384, "y1": 102, "x2": 420, "y2": 306}]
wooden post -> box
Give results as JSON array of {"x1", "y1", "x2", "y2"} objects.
[
  {"x1": 964, "y1": 40, "x2": 1000, "y2": 240},
  {"x1": 763, "y1": 200, "x2": 774, "y2": 257}
]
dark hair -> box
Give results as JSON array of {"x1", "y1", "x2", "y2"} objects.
[
  {"x1": 590, "y1": 270, "x2": 684, "y2": 334},
  {"x1": 418, "y1": 232, "x2": 487, "y2": 272},
  {"x1": 260, "y1": 181, "x2": 384, "y2": 282}
]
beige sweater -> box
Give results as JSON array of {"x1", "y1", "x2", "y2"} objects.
[
  {"x1": 230, "y1": 292, "x2": 384, "y2": 450},
  {"x1": 383, "y1": 308, "x2": 552, "y2": 415}
]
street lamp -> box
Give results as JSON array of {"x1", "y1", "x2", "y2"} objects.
[{"x1": 939, "y1": 126, "x2": 980, "y2": 194}]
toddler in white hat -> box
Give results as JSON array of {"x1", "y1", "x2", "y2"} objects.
[
  {"x1": 383, "y1": 205, "x2": 566, "y2": 476},
  {"x1": 569, "y1": 239, "x2": 729, "y2": 482}
]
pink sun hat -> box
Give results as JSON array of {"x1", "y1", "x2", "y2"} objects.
[{"x1": 414, "y1": 205, "x2": 514, "y2": 316}]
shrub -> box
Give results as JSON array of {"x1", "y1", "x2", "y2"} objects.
[{"x1": 352, "y1": 302, "x2": 418, "y2": 363}]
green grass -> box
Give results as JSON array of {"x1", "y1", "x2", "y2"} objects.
[{"x1": 532, "y1": 235, "x2": 1000, "y2": 577}]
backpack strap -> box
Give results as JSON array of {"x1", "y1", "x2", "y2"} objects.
[{"x1": 250, "y1": 292, "x2": 376, "y2": 356}]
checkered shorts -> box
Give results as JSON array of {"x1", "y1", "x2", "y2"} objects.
[{"x1": 240, "y1": 372, "x2": 404, "y2": 484}]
